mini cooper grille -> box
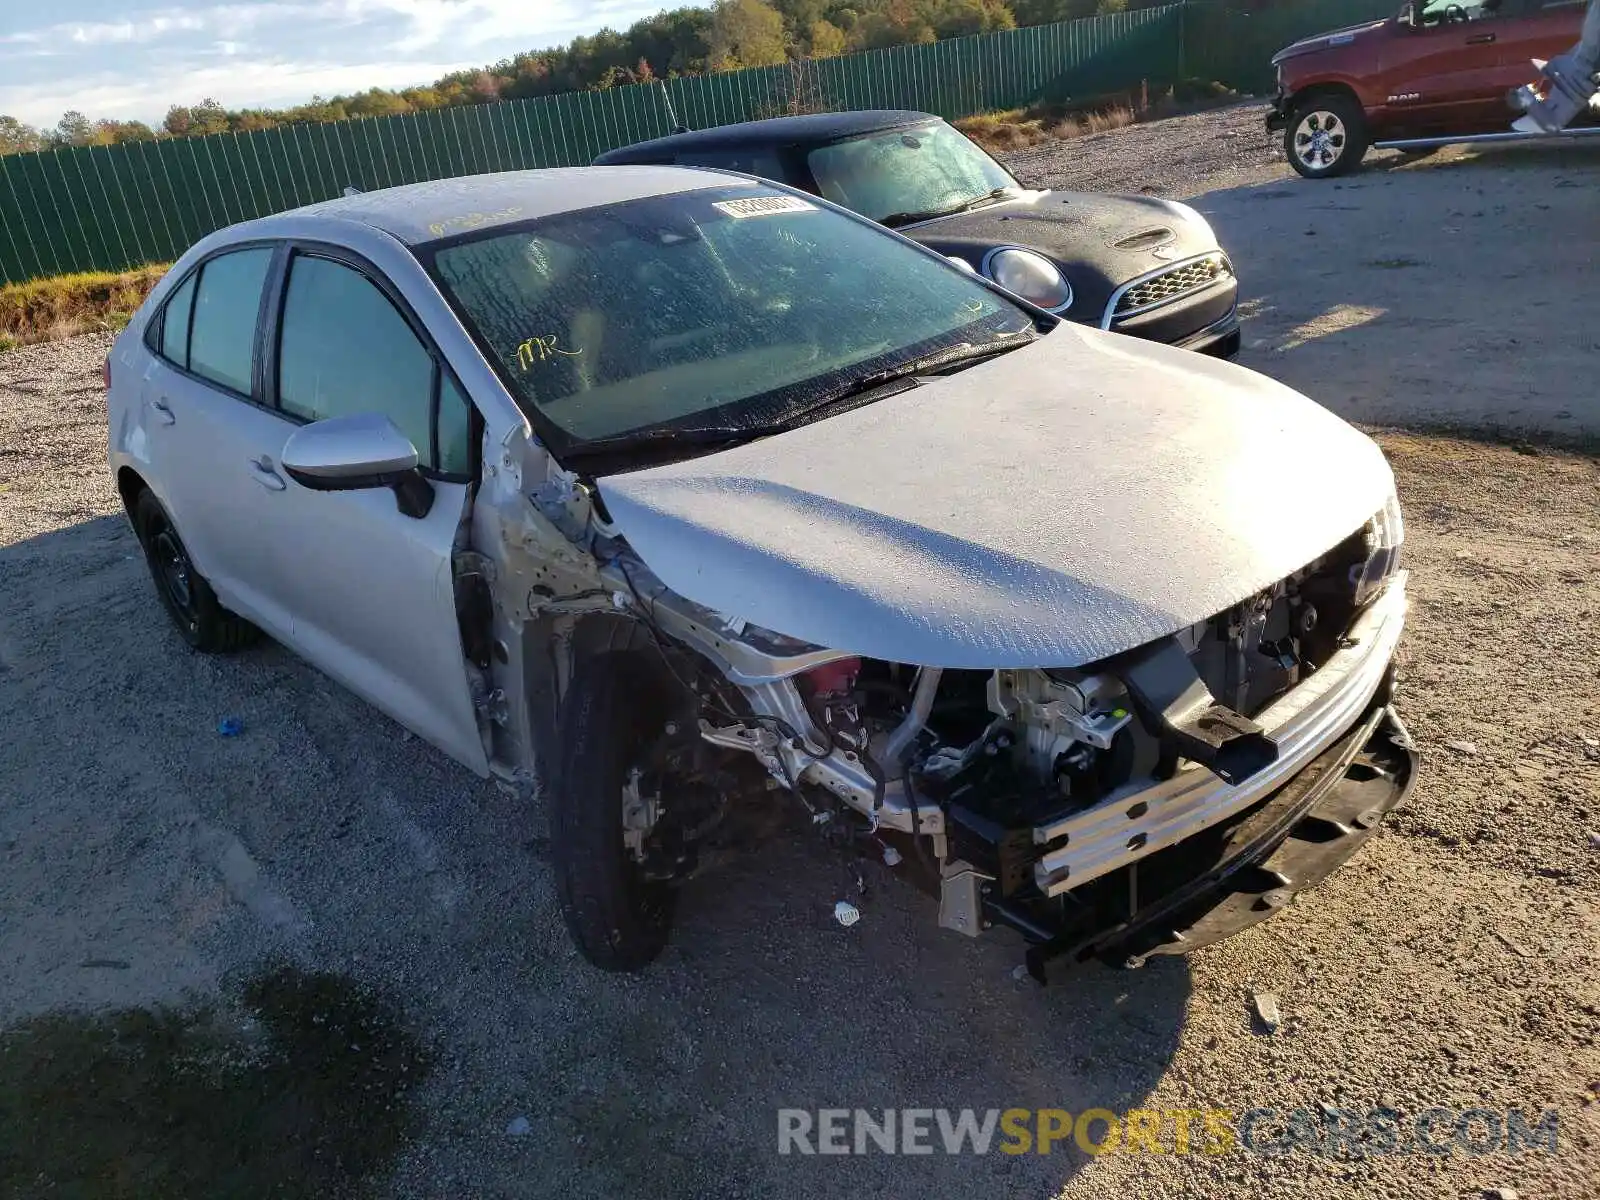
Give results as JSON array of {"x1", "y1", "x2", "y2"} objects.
[{"x1": 1114, "y1": 256, "x2": 1230, "y2": 315}]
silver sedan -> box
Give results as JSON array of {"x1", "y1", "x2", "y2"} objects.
[{"x1": 108, "y1": 166, "x2": 1414, "y2": 976}]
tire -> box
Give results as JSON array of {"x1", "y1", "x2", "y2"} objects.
[
  {"x1": 133, "y1": 489, "x2": 259, "y2": 653},
  {"x1": 551, "y1": 653, "x2": 676, "y2": 972},
  {"x1": 1285, "y1": 95, "x2": 1369, "y2": 179}
]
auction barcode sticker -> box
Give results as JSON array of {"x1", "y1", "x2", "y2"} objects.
[{"x1": 712, "y1": 195, "x2": 817, "y2": 218}]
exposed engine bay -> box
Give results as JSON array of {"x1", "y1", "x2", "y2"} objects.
[
  {"x1": 572, "y1": 500, "x2": 1412, "y2": 978},
  {"x1": 488, "y1": 323, "x2": 1416, "y2": 977}
]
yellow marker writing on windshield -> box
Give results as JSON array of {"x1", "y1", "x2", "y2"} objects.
[{"x1": 516, "y1": 335, "x2": 583, "y2": 370}]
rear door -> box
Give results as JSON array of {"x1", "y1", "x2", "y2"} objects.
[
  {"x1": 138, "y1": 244, "x2": 297, "y2": 638},
  {"x1": 250, "y1": 245, "x2": 489, "y2": 774},
  {"x1": 1383, "y1": 0, "x2": 1528, "y2": 131}
]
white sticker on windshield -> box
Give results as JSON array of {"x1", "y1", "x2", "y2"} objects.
[{"x1": 712, "y1": 195, "x2": 817, "y2": 219}]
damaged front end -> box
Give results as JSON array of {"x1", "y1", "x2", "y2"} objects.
[{"x1": 545, "y1": 480, "x2": 1414, "y2": 977}]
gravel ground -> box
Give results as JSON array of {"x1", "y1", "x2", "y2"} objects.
[
  {"x1": 3, "y1": 125, "x2": 1599, "y2": 1200},
  {"x1": 998, "y1": 98, "x2": 1472, "y2": 199},
  {"x1": 1002, "y1": 99, "x2": 1292, "y2": 198}
]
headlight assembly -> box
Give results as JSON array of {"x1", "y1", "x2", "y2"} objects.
[
  {"x1": 1353, "y1": 490, "x2": 1404, "y2": 606},
  {"x1": 985, "y1": 248, "x2": 1072, "y2": 311}
]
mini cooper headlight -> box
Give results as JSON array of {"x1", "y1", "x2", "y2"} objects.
[
  {"x1": 1353, "y1": 490, "x2": 1405, "y2": 606},
  {"x1": 986, "y1": 248, "x2": 1072, "y2": 311}
]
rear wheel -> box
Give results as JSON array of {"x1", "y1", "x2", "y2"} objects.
[
  {"x1": 1285, "y1": 95, "x2": 1369, "y2": 179},
  {"x1": 552, "y1": 653, "x2": 680, "y2": 972},
  {"x1": 133, "y1": 490, "x2": 259, "y2": 653}
]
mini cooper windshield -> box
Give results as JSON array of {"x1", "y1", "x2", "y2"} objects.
[
  {"x1": 427, "y1": 185, "x2": 1035, "y2": 465},
  {"x1": 806, "y1": 121, "x2": 1020, "y2": 227}
]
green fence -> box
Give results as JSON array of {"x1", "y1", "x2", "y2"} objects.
[{"x1": 0, "y1": 0, "x2": 1397, "y2": 285}]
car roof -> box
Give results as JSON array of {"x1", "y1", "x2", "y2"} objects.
[
  {"x1": 254, "y1": 165, "x2": 737, "y2": 246},
  {"x1": 593, "y1": 110, "x2": 939, "y2": 164}
]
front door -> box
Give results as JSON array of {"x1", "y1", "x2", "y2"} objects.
[
  {"x1": 249, "y1": 247, "x2": 489, "y2": 774},
  {"x1": 1495, "y1": 0, "x2": 1592, "y2": 94},
  {"x1": 1382, "y1": 0, "x2": 1527, "y2": 132}
]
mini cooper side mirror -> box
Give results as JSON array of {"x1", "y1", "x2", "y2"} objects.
[{"x1": 280, "y1": 413, "x2": 435, "y2": 519}]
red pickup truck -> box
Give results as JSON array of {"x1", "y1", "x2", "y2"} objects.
[{"x1": 1268, "y1": 0, "x2": 1588, "y2": 177}]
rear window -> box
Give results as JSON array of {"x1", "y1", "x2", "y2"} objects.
[
  {"x1": 187, "y1": 247, "x2": 272, "y2": 394},
  {"x1": 160, "y1": 273, "x2": 195, "y2": 368}
]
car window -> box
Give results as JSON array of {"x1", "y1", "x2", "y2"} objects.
[
  {"x1": 428, "y1": 184, "x2": 1034, "y2": 458},
  {"x1": 1417, "y1": 0, "x2": 1510, "y2": 24},
  {"x1": 807, "y1": 122, "x2": 1017, "y2": 226},
  {"x1": 277, "y1": 254, "x2": 442, "y2": 469},
  {"x1": 188, "y1": 247, "x2": 272, "y2": 394},
  {"x1": 160, "y1": 273, "x2": 196, "y2": 369},
  {"x1": 437, "y1": 372, "x2": 473, "y2": 476}
]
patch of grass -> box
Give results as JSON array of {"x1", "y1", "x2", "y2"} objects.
[
  {"x1": 0, "y1": 965, "x2": 432, "y2": 1199},
  {"x1": 955, "y1": 79, "x2": 1240, "y2": 155},
  {"x1": 957, "y1": 103, "x2": 1137, "y2": 152},
  {"x1": 0, "y1": 263, "x2": 169, "y2": 349}
]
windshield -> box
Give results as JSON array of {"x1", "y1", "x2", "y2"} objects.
[
  {"x1": 427, "y1": 184, "x2": 1034, "y2": 462},
  {"x1": 807, "y1": 121, "x2": 1020, "y2": 226}
]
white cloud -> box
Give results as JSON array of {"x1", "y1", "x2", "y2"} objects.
[
  {"x1": 0, "y1": 57, "x2": 484, "y2": 126},
  {"x1": 0, "y1": 0, "x2": 664, "y2": 125}
]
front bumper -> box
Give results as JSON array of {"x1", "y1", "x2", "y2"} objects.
[
  {"x1": 971, "y1": 573, "x2": 1411, "y2": 977},
  {"x1": 1087, "y1": 702, "x2": 1416, "y2": 967},
  {"x1": 1267, "y1": 91, "x2": 1291, "y2": 132},
  {"x1": 1172, "y1": 307, "x2": 1241, "y2": 358},
  {"x1": 1032, "y1": 573, "x2": 1407, "y2": 894},
  {"x1": 1099, "y1": 260, "x2": 1241, "y2": 357}
]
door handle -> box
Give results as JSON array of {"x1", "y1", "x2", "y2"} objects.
[
  {"x1": 249, "y1": 457, "x2": 287, "y2": 491},
  {"x1": 149, "y1": 397, "x2": 176, "y2": 426},
  {"x1": 1465, "y1": 32, "x2": 1496, "y2": 43}
]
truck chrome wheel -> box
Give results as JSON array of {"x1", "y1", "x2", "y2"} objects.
[{"x1": 1293, "y1": 110, "x2": 1348, "y2": 171}]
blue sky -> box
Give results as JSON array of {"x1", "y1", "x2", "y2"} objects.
[{"x1": 0, "y1": 0, "x2": 665, "y2": 129}]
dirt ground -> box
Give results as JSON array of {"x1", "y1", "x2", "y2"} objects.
[
  {"x1": 1, "y1": 118, "x2": 1598, "y2": 1200},
  {"x1": 1009, "y1": 101, "x2": 1600, "y2": 441}
]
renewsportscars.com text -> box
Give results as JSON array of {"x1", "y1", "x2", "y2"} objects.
[{"x1": 776, "y1": 1106, "x2": 1560, "y2": 1157}]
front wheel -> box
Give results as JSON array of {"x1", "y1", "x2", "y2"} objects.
[
  {"x1": 551, "y1": 653, "x2": 679, "y2": 971},
  {"x1": 1285, "y1": 96, "x2": 1369, "y2": 179}
]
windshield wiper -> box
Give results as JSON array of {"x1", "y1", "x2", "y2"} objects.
[
  {"x1": 566, "y1": 336, "x2": 1032, "y2": 469},
  {"x1": 564, "y1": 425, "x2": 759, "y2": 467},
  {"x1": 879, "y1": 188, "x2": 1017, "y2": 228},
  {"x1": 764, "y1": 335, "x2": 1033, "y2": 432}
]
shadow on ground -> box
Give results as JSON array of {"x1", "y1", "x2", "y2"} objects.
[
  {"x1": 1190, "y1": 141, "x2": 1600, "y2": 444},
  {"x1": 0, "y1": 513, "x2": 1191, "y2": 1198}
]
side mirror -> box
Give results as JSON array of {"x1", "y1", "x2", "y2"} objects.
[{"x1": 280, "y1": 413, "x2": 435, "y2": 519}]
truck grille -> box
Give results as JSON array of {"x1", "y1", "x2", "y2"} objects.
[{"x1": 1114, "y1": 255, "x2": 1231, "y2": 316}]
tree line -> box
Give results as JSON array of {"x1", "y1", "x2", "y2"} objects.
[{"x1": 1, "y1": 0, "x2": 1181, "y2": 155}]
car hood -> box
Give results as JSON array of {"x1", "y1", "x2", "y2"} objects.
[
  {"x1": 905, "y1": 191, "x2": 1219, "y2": 321},
  {"x1": 1271, "y1": 18, "x2": 1389, "y2": 66},
  {"x1": 596, "y1": 325, "x2": 1394, "y2": 669}
]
